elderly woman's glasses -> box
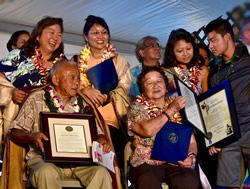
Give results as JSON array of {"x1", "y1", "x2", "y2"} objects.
[{"x1": 89, "y1": 31, "x2": 108, "y2": 36}]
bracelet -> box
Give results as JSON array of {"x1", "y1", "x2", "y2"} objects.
[
  {"x1": 188, "y1": 152, "x2": 197, "y2": 157},
  {"x1": 162, "y1": 111, "x2": 171, "y2": 120}
]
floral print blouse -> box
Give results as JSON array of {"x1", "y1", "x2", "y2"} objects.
[
  {"x1": 0, "y1": 49, "x2": 44, "y2": 88},
  {"x1": 127, "y1": 95, "x2": 182, "y2": 167},
  {"x1": 127, "y1": 100, "x2": 164, "y2": 167}
]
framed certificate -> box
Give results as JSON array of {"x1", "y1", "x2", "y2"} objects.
[
  {"x1": 174, "y1": 76, "x2": 241, "y2": 148},
  {"x1": 40, "y1": 112, "x2": 98, "y2": 164}
]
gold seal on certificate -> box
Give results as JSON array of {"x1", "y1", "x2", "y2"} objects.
[
  {"x1": 174, "y1": 76, "x2": 241, "y2": 148},
  {"x1": 40, "y1": 112, "x2": 98, "y2": 164}
]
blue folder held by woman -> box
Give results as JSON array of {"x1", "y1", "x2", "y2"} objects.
[
  {"x1": 151, "y1": 121, "x2": 193, "y2": 164},
  {"x1": 86, "y1": 58, "x2": 118, "y2": 95}
]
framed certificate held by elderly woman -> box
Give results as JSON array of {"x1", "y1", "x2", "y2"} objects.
[
  {"x1": 174, "y1": 76, "x2": 241, "y2": 148},
  {"x1": 40, "y1": 112, "x2": 97, "y2": 165}
]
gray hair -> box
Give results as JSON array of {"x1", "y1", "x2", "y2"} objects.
[
  {"x1": 49, "y1": 59, "x2": 78, "y2": 81},
  {"x1": 135, "y1": 36, "x2": 159, "y2": 63}
]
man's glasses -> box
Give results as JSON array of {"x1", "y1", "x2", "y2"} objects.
[{"x1": 144, "y1": 43, "x2": 161, "y2": 49}]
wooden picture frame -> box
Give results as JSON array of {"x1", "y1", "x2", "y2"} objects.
[{"x1": 40, "y1": 112, "x2": 97, "y2": 165}]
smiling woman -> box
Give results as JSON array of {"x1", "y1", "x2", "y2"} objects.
[
  {"x1": 0, "y1": 16, "x2": 65, "y2": 147},
  {"x1": 76, "y1": 15, "x2": 133, "y2": 186},
  {"x1": 127, "y1": 66, "x2": 199, "y2": 189},
  {"x1": 0, "y1": 16, "x2": 65, "y2": 93}
]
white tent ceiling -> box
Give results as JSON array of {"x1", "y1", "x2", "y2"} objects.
[{"x1": 0, "y1": 0, "x2": 248, "y2": 55}]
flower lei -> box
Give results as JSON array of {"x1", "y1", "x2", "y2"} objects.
[
  {"x1": 136, "y1": 95, "x2": 182, "y2": 123},
  {"x1": 174, "y1": 66, "x2": 200, "y2": 92},
  {"x1": 43, "y1": 85, "x2": 94, "y2": 114},
  {"x1": 79, "y1": 44, "x2": 116, "y2": 88},
  {"x1": 31, "y1": 48, "x2": 64, "y2": 85}
]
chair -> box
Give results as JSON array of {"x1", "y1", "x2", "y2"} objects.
[
  {"x1": 0, "y1": 132, "x2": 83, "y2": 189},
  {"x1": 123, "y1": 141, "x2": 168, "y2": 189}
]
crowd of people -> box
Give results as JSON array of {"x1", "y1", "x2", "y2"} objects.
[{"x1": 0, "y1": 15, "x2": 249, "y2": 189}]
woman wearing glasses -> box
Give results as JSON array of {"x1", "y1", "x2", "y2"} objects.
[{"x1": 78, "y1": 15, "x2": 133, "y2": 187}]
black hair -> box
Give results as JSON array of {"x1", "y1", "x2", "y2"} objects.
[
  {"x1": 6, "y1": 30, "x2": 30, "y2": 52},
  {"x1": 197, "y1": 43, "x2": 210, "y2": 57},
  {"x1": 83, "y1": 15, "x2": 110, "y2": 43},
  {"x1": 204, "y1": 18, "x2": 235, "y2": 42},
  {"x1": 162, "y1": 28, "x2": 203, "y2": 69},
  {"x1": 23, "y1": 16, "x2": 64, "y2": 61},
  {"x1": 137, "y1": 66, "x2": 169, "y2": 94}
]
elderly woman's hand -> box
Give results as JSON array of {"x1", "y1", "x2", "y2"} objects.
[
  {"x1": 168, "y1": 96, "x2": 186, "y2": 114},
  {"x1": 178, "y1": 156, "x2": 194, "y2": 168},
  {"x1": 81, "y1": 87, "x2": 107, "y2": 107}
]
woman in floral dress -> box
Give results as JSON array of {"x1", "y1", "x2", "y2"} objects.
[{"x1": 127, "y1": 66, "x2": 199, "y2": 189}]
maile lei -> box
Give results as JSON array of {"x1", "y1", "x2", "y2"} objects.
[
  {"x1": 174, "y1": 66, "x2": 200, "y2": 92},
  {"x1": 136, "y1": 95, "x2": 182, "y2": 123},
  {"x1": 31, "y1": 48, "x2": 64, "y2": 85},
  {"x1": 43, "y1": 85, "x2": 91, "y2": 114},
  {"x1": 79, "y1": 44, "x2": 116, "y2": 88}
]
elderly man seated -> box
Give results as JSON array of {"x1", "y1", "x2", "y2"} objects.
[{"x1": 9, "y1": 59, "x2": 112, "y2": 189}]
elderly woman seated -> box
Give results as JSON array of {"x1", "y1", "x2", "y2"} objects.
[{"x1": 127, "y1": 66, "x2": 200, "y2": 189}]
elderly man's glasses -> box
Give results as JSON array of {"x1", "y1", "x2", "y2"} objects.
[
  {"x1": 89, "y1": 31, "x2": 108, "y2": 36},
  {"x1": 144, "y1": 43, "x2": 161, "y2": 49}
]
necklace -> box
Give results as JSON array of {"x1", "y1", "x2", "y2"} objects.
[
  {"x1": 79, "y1": 44, "x2": 116, "y2": 88},
  {"x1": 31, "y1": 48, "x2": 64, "y2": 85},
  {"x1": 44, "y1": 85, "x2": 80, "y2": 113},
  {"x1": 44, "y1": 85, "x2": 93, "y2": 114},
  {"x1": 215, "y1": 52, "x2": 239, "y2": 84},
  {"x1": 136, "y1": 95, "x2": 182, "y2": 123},
  {"x1": 174, "y1": 66, "x2": 200, "y2": 92}
]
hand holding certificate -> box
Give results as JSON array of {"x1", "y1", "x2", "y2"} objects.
[
  {"x1": 40, "y1": 112, "x2": 98, "y2": 165},
  {"x1": 174, "y1": 76, "x2": 241, "y2": 148}
]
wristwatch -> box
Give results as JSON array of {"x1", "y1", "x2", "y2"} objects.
[{"x1": 188, "y1": 152, "x2": 197, "y2": 167}]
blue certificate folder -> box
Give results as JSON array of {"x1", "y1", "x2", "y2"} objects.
[
  {"x1": 86, "y1": 58, "x2": 118, "y2": 94},
  {"x1": 151, "y1": 121, "x2": 193, "y2": 164}
]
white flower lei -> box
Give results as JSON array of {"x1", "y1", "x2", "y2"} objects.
[{"x1": 46, "y1": 85, "x2": 80, "y2": 113}]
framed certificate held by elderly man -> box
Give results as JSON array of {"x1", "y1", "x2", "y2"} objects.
[
  {"x1": 174, "y1": 76, "x2": 241, "y2": 148},
  {"x1": 40, "y1": 112, "x2": 98, "y2": 164}
]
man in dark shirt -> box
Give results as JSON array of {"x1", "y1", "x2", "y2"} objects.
[{"x1": 205, "y1": 18, "x2": 250, "y2": 189}]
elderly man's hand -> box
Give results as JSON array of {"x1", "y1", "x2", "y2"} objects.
[
  {"x1": 209, "y1": 146, "x2": 221, "y2": 156},
  {"x1": 81, "y1": 88, "x2": 106, "y2": 107},
  {"x1": 31, "y1": 132, "x2": 48, "y2": 152},
  {"x1": 97, "y1": 135, "x2": 112, "y2": 154},
  {"x1": 12, "y1": 88, "x2": 27, "y2": 104}
]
